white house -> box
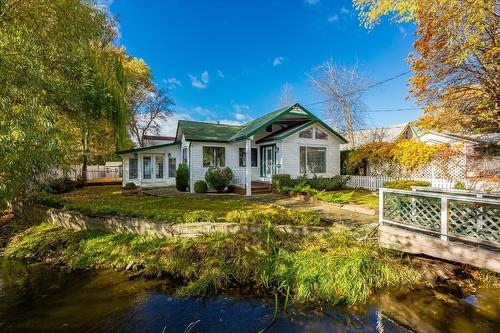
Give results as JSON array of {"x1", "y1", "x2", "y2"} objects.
[{"x1": 117, "y1": 103, "x2": 347, "y2": 195}]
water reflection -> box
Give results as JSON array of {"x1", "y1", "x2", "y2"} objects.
[{"x1": 0, "y1": 259, "x2": 498, "y2": 332}]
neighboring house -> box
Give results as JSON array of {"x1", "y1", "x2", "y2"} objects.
[
  {"x1": 117, "y1": 103, "x2": 347, "y2": 195},
  {"x1": 341, "y1": 123, "x2": 499, "y2": 156},
  {"x1": 340, "y1": 123, "x2": 412, "y2": 150},
  {"x1": 341, "y1": 122, "x2": 499, "y2": 179},
  {"x1": 143, "y1": 135, "x2": 176, "y2": 147},
  {"x1": 104, "y1": 161, "x2": 123, "y2": 178}
]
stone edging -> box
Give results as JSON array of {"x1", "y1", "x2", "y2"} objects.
[
  {"x1": 289, "y1": 193, "x2": 377, "y2": 216},
  {"x1": 17, "y1": 204, "x2": 334, "y2": 238}
]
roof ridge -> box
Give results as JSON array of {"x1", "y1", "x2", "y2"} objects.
[{"x1": 179, "y1": 119, "x2": 244, "y2": 127}]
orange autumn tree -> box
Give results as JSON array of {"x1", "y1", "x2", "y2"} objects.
[{"x1": 353, "y1": 0, "x2": 500, "y2": 134}]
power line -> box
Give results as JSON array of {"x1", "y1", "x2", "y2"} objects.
[
  {"x1": 308, "y1": 107, "x2": 420, "y2": 113},
  {"x1": 366, "y1": 107, "x2": 420, "y2": 113},
  {"x1": 304, "y1": 70, "x2": 412, "y2": 107}
]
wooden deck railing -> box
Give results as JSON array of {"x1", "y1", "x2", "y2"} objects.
[{"x1": 379, "y1": 187, "x2": 500, "y2": 246}]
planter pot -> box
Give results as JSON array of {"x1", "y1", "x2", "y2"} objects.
[
  {"x1": 296, "y1": 194, "x2": 310, "y2": 201},
  {"x1": 121, "y1": 187, "x2": 142, "y2": 196}
]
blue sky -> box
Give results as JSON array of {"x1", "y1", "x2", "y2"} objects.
[{"x1": 109, "y1": 0, "x2": 420, "y2": 136}]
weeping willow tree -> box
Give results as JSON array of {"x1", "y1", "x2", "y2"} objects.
[
  {"x1": 76, "y1": 46, "x2": 132, "y2": 183},
  {"x1": 0, "y1": 0, "x2": 134, "y2": 204}
]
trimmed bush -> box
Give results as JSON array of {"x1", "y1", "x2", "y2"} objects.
[
  {"x1": 47, "y1": 177, "x2": 77, "y2": 194},
  {"x1": 205, "y1": 167, "x2": 233, "y2": 193},
  {"x1": 176, "y1": 164, "x2": 189, "y2": 191},
  {"x1": 182, "y1": 210, "x2": 217, "y2": 223},
  {"x1": 272, "y1": 174, "x2": 295, "y2": 192},
  {"x1": 384, "y1": 180, "x2": 431, "y2": 190},
  {"x1": 26, "y1": 192, "x2": 68, "y2": 209},
  {"x1": 454, "y1": 181, "x2": 466, "y2": 190},
  {"x1": 194, "y1": 180, "x2": 208, "y2": 193},
  {"x1": 123, "y1": 182, "x2": 137, "y2": 189},
  {"x1": 300, "y1": 175, "x2": 347, "y2": 191}
]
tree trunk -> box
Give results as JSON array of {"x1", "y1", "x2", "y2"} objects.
[{"x1": 81, "y1": 128, "x2": 89, "y2": 184}]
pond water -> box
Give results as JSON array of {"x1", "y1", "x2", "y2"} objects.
[{"x1": 0, "y1": 258, "x2": 498, "y2": 333}]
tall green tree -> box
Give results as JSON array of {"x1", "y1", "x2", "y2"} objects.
[{"x1": 0, "y1": 0, "x2": 131, "y2": 203}]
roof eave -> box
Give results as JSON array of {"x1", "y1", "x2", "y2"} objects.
[{"x1": 116, "y1": 141, "x2": 181, "y2": 155}]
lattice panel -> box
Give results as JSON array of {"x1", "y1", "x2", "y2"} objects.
[
  {"x1": 367, "y1": 155, "x2": 470, "y2": 180},
  {"x1": 449, "y1": 202, "x2": 500, "y2": 243},
  {"x1": 383, "y1": 194, "x2": 441, "y2": 231}
]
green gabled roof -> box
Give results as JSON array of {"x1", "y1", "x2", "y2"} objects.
[
  {"x1": 178, "y1": 120, "x2": 243, "y2": 142},
  {"x1": 228, "y1": 105, "x2": 293, "y2": 141},
  {"x1": 116, "y1": 141, "x2": 180, "y2": 154}
]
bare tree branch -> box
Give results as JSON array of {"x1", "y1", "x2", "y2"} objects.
[{"x1": 307, "y1": 60, "x2": 369, "y2": 149}]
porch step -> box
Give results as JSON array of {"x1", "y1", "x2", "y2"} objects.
[
  {"x1": 251, "y1": 181, "x2": 272, "y2": 194},
  {"x1": 228, "y1": 181, "x2": 273, "y2": 195}
]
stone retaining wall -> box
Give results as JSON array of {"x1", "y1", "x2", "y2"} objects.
[{"x1": 18, "y1": 204, "x2": 334, "y2": 238}]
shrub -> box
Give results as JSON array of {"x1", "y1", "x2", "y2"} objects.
[
  {"x1": 384, "y1": 180, "x2": 431, "y2": 190},
  {"x1": 225, "y1": 208, "x2": 321, "y2": 226},
  {"x1": 182, "y1": 210, "x2": 217, "y2": 223},
  {"x1": 194, "y1": 180, "x2": 208, "y2": 193},
  {"x1": 272, "y1": 174, "x2": 295, "y2": 192},
  {"x1": 176, "y1": 164, "x2": 189, "y2": 191},
  {"x1": 307, "y1": 175, "x2": 347, "y2": 191},
  {"x1": 47, "y1": 177, "x2": 77, "y2": 194},
  {"x1": 454, "y1": 181, "x2": 466, "y2": 190},
  {"x1": 205, "y1": 167, "x2": 233, "y2": 193},
  {"x1": 123, "y1": 182, "x2": 137, "y2": 189},
  {"x1": 26, "y1": 192, "x2": 67, "y2": 209}
]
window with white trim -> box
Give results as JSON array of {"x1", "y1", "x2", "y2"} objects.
[
  {"x1": 155, "y1": 155, "x2": 164, "y2": 178},
  {"x1": 239, "y1": 148, "x2": 258, "y2": 167},
  {"x1": 129, "y1": 158, "x2": 138, "y2": 179},
  {"x1": 299, "y1": 147, "x2": 326, "y2": 174},
  {"x1": 168, "y1": 158, "x2": 176, "y2": 177},
  {"x1": 143, "y1": 156, "x2": 153, "y2": 179},
  {"x1": 203, "y1": 146, "x2": 225, "y2": 167}
]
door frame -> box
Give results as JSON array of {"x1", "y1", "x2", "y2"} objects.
[{"x1": 260, "y1": 144, "x2": 276, "y2": 179}]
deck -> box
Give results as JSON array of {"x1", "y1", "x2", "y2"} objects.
[
  {"x1": 378, "y1": 187, "x2": 500, "y2": 273},
  {"x1": 85, "y1": 178, "x2": 122, "y2": 186}
]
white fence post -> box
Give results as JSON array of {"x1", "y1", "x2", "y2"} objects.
[
  {"x1": 440, "y1": 197, "x2": 448, "y2": 241},
  {"x1": 379, "y1": 188, "x2": 384, "y2": 225}
]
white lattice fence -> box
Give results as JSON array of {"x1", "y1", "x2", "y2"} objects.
[
  {"x1": 380, "y1": 188, "x2": 500, "y2": 245},
  {"x1": 365, "y1": 154, "x2": 495, "y2": 180},
  {"x1": 343, "y1": 175, "x2": 457, "y2": 191}
]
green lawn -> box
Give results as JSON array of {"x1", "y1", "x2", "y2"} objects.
[
  {"x1": 61, "y1": 186, "x2": 272, "y2": 221},
  {"x1": 334, "y1": 189, "x2": 379, "y2": 209}
]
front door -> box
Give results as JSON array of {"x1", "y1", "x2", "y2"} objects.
[{"x1": 261, "y1": 145, "x2": 275, "y2": 179}]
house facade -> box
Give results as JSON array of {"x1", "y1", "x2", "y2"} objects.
[{"x1": 117, "y1": 103, "x2": 347, "y2": 195}]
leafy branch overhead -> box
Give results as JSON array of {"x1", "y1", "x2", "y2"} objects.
[{"x1": 354, "y1": 0, "x2": 499, "y2": 134}]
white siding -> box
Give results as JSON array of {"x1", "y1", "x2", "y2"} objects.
[
  {"x1": 121, "y1": 145, "x2": 180, "y2": 187},
  {"x1": 280, "y1": 123, "x2": 342, "y2": 178},
  {"x1": 189, "y1": 140, "x2": 260, "y2": 187}
]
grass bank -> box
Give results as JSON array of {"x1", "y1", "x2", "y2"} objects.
[
  {"x1": 27, "y1": 186, "x2": 325, "y2": 226},
  {"x1": 5, "y1": 221, "x2": 419, "y2": 305}
]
